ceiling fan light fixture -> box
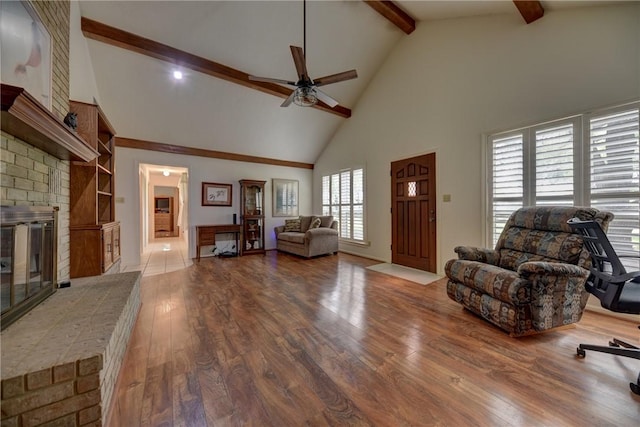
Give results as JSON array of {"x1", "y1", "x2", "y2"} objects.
[
  {"x1": 293, "y1": 86, "x2": 317, "y2": 107},
  {"x1": 248, "y1": 0, "x2": 356, "y2": 110}
]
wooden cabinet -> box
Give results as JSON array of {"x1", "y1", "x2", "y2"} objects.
[
  {"x1": 154, "y1": 197, "x2": 173, "y2": 233},
  {"x1": 195, "y1": 224, "x2": 241, "y2": 261},
  {"x1": 103, "y1": 225, "x2": 114, "y2": 272},
  {"x1": 154, "y1": 214, "x2": 171, "y2": 232},
  {"x1": 239, "y1": 180, "x2": 266, "y2": 255},
  {"x1": 69, "y1": 101, "x2": 120, "y2": 278},
  {"x1": 103, "y1": 221, "x2": 120, "y2": 272},
  {"x1": 69, "y1": 222, "x2": 121, "y2": 278},
  {"x1": 112, "y1": 223, "x2": 121, "y2": 261}
]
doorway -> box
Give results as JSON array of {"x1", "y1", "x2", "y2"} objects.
[
  {"x1": 391, "y1": 153, "x2": 437, "y2": 273},
  {"x1": 139, "y1": 164, "x2": 189, "y2": 251}
]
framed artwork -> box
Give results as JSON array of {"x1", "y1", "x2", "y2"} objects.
[
  {"x1": 0, "y1": 0, "x2": 52, "y2": 110},
  {"x1": 202, "y1": 182, "x2": 232, "y2": 206},
  {"x1": 272, "y1": 179, "x2": 299, "y2": 217}
]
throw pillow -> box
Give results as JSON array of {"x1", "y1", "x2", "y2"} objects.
[
  {"x1": 313, "y1": 215, "x2": 334, "y2": 228},
  {"x1": 284, "y1": 218, "x2": 301, "y2": 232},
  {"x1": 299, "y1": 216, "x2": 313, "y2": 232},
  {"x1": 309, "y1": 217, "x2": 321, "y2": 229}
]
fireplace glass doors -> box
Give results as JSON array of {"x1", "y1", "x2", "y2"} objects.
[{"x1": 1, "y1": 206, "x2": 57, "y2": 330}]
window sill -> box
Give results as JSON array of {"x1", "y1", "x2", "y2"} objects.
[{"x1": 339, "y1": 238, "x2": 370, "y2": 247}]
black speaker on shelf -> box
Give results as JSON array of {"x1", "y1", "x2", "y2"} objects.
[{"x1": 233, "y1": 213, "x2": 237, "y2": 224}]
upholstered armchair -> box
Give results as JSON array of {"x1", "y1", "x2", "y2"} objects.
[{"x1": 445, "y1": 206, "x2": 613, "y2": 337}]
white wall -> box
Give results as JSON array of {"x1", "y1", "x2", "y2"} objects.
[
  {"x1": 314, "y1": 4, "x2": 640, "y2": 273},
  {"x1": 115, "y1": 147, "x2": 313, "y2": 265},
  {"x1": 69, "y1": 1, "x2": 100, "y2": 103}
]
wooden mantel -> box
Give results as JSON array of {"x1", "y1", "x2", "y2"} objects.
[{"x1": 1, "y1": 84, "x2": 98, "y2": 162}]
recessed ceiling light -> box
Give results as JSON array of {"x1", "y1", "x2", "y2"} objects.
[
  {"x1": 162, "y1": 170, "x2": 170, "y2": 176},
  {"x1": 173, "y1": 70, "x2": 183, "y2": 80}
]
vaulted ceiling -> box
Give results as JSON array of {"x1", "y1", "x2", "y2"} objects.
[{"x1": 76, "y1": 1, "x2": 600, "y2": 166}]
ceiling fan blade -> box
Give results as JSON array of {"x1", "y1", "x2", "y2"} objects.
[
  {"x1": 249, "y1": 75, "x2": 296, "y2": 86},
  {"x1": 290, "y1": 46, "x2": 309, "y2": 81},
  {"x1": 281, "y1": 90, "x2": 296, "y2": 107},
  {"x1": 313, "y1": 70, "x2": 358, "y2": 87},
  {"x1": 315, "y1": 89, "x2": 339, "y2": 108}
]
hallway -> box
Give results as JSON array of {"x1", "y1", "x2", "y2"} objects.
[{"x1": 121, "y1": 237, "x2": 191, "y2": 277}]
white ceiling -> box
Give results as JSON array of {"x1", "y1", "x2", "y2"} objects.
[{"x1": 78, "y1": 1, "x2": 616, "y2": 165}]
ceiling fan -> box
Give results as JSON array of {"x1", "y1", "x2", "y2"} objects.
[{"x1": 249, "y1": 0, "x2": 357, "y2": 108}]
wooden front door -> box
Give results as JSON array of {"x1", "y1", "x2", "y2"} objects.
[{"x1": 391, "y1": 153, "x2": 437, "y2": 272}]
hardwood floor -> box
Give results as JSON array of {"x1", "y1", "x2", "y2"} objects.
[{"x1": 107, "y1": 252, "x2": 640, "y2": 426}]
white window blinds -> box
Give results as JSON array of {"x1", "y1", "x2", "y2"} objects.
[
  {"x1": 588, "y1": 107, "x2": 640, "y2": 268},
  {"x1": 487, "y1": 102, "x2": 639, "y2": 269},
  {"x1": 322, "y1": 168, "x2": 365, "y2": 242},
  {"x1": 535, "y1": 122, "x2": 575, "y2": 204},
  {"x1": 491, "y1": 133, "x2": 523, "y2": 244},
  {"x1": 352, "y1": 169, "x2": 364, "y2": 240}
]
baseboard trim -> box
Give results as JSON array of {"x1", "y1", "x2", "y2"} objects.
[{"x1": 585, "y1": 300, "x2": 638, "y2": 323}]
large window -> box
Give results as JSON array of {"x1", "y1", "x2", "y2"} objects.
[
  {"x1": 322, "y1": 168, "x2": 365, "y2": 242},
  {"x1": 488, "y1": 102, "x2": 639, "y2": 268}
]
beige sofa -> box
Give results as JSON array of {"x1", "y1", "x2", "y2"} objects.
[{"x1": 274, "y1": 215, "x2": 339, "y2": 258}]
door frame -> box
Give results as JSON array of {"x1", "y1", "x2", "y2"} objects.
[
  {"x1": 390, "y1": 152, "x2": 437, "y2": 273},
  {"x1": 139, "y1": 164, "x2": 190, "y2": 250}
]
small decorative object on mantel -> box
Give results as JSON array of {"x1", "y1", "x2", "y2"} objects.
[{"x1": 63, "y1": 112, "x2": 77, "y2": 130}]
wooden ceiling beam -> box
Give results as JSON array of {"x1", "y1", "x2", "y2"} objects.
[
  {"x1": 115, "y1": 137, "x2": 314, "y2": 169},
  {"x1": 513, "y1": 1, "x2": 544, "y2": 24},
  {"x1": 364, "y1": 1, "x2": 415, "y2": 35},
  {"x1": 80, "y1": 17, "x2": 351, "y2": 118}
]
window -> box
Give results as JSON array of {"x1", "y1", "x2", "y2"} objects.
[
  {"x1": 322, "y1": 167, "x2": 365, "y2": 242},
  {"x1": 488, "y1": 102, "x2": 639, "y2": 269}
]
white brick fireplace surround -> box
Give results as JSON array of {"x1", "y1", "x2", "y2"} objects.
[{"x1": 1, "y1": 271, "x2": 141, "y2": 426}]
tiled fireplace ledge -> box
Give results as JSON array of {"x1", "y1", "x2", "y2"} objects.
[{"x1": 1, "y1": 271, "x2": 141, "y2": 427}]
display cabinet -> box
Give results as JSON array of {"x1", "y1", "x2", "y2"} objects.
[{"x1": 239, "y1": 180, "x2": 266, "y2": 255}]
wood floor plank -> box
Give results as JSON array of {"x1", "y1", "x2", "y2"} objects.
[
  {"x1": 171, "y1": 366, "x2": 207, "y2": 427},
  {"x1": 281, "y1": 331, "x2": 373, "y2": 426},
  {"x1": 140, "y1": 362, "x2": 173, "y2": 427},
  {"x1": 107, "y1": 252, "x2": 640, "y2": 426},
  {"x1": 242, "y1": 349, "x2": 319, "y2": 425}
]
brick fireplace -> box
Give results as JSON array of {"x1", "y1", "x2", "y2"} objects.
[{"x1": 0, "y1": 87, "x2": 141, "y2": 423}]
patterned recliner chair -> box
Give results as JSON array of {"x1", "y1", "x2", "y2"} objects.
[{"x1": 445, "y1": 206, "x2": 613, "y2": 337}]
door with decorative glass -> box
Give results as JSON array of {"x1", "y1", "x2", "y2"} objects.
[{"x1": 391, "y1": 153, "x2": 437, "y2": 272}]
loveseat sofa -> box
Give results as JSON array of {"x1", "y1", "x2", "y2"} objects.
[
  {"x1": 274, "y1": 215, "x2": 338, "y2": 258},
  {"x1": 445, "y1": 206, "x2": 613, "y2": 337}
]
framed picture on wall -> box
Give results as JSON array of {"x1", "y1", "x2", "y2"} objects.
[
  {"x1": 272, "y1": 178, "x2": 299, "y2": 217},
  {"x1": 202, "y1": 182, "x2": 232, "y2": 206},
  {"x1": 0, "y1": 0, "x2": 52, "y2": 110}
]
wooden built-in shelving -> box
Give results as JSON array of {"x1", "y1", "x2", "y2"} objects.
[{"x1": 69, "y1": 100, "x2": 120, "y2": 278}]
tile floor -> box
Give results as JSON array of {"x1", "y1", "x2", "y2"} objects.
[
  {"x1": 366, "y1": 263, "x2": 442, "y2": 285},
  {"x1": 121, "y1": 236, "x2": 192, "y2": 277}
]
